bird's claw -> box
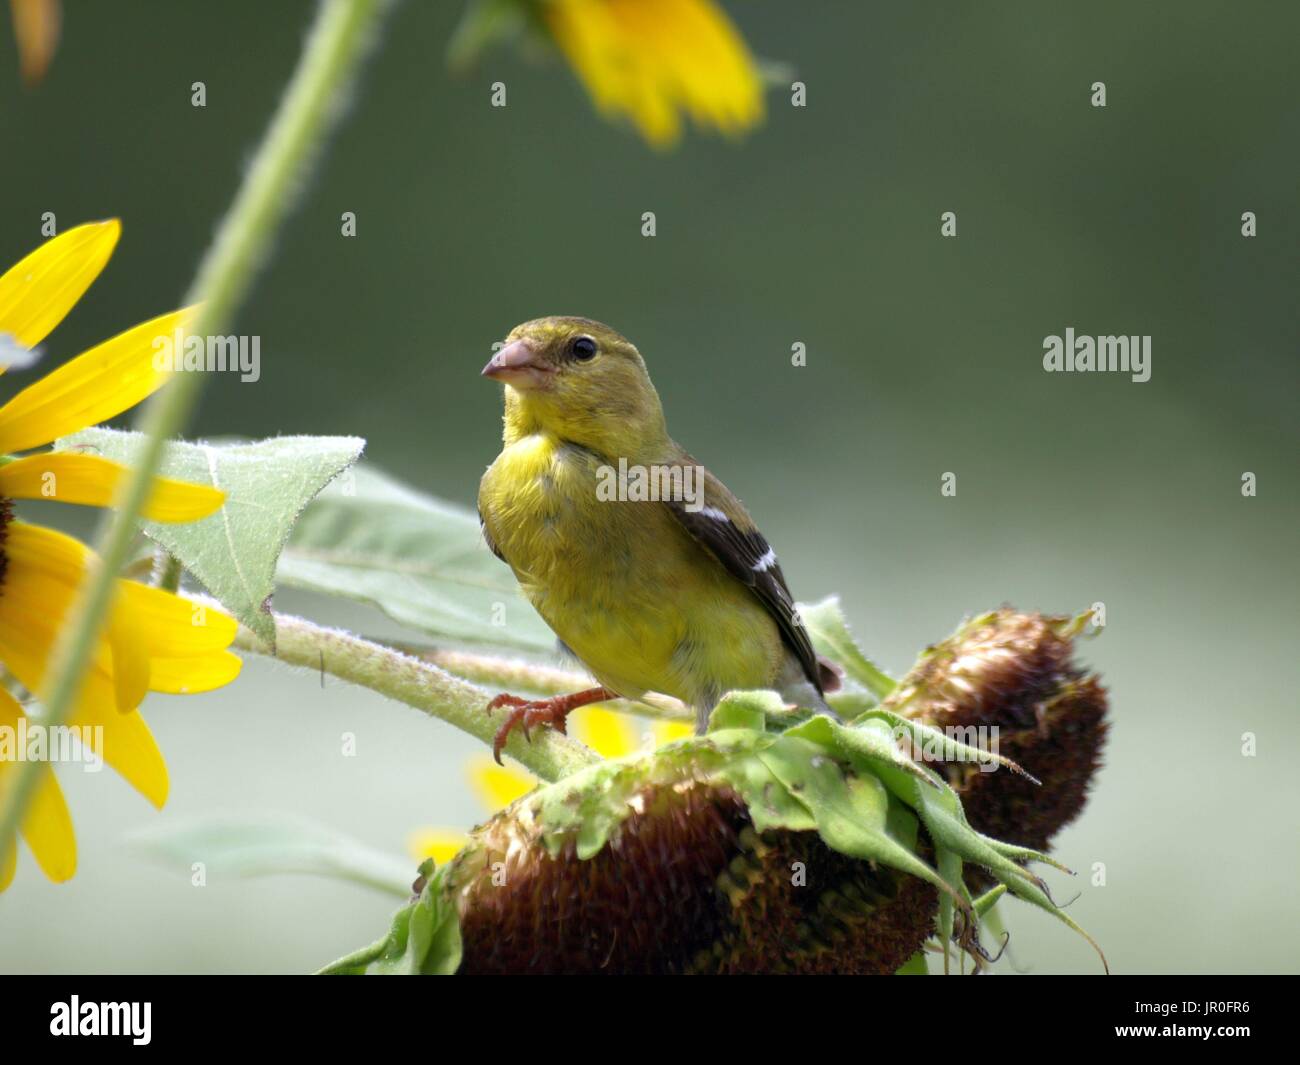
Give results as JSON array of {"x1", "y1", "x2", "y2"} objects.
[{"x1": 486, "y1": 693, "x2": 572, "y2": 765}]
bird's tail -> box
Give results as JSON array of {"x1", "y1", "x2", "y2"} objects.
[{"x1": 816, "y1": 654, "x2": 843, "y2": 694}]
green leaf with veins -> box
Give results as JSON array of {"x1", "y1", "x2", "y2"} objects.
[
  {"x1": 277, "y1": 462, "x2": 555, "y2": 653},
  {"x1": 57, "y1": 427, "x2": 364, "y2": 649}
]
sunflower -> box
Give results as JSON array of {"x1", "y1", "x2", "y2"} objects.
[
  {"x1": 542, "y1": 0, "x2": 766, "y2": 148},
  {"x1": 410, "y1": 705, "x2": 692, "y2": 864},
  {"x1": 0, "y1": 220, "x2": 242, "y2": 891}
]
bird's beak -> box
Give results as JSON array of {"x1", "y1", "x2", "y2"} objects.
[{"x1": 481, "y1": 339, "x2": 551, "y2": 390}]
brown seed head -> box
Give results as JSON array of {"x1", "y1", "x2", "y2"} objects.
[
  {"x1": 885, "y1": 609, "x2": 1109, "y2": 854},
  {"x1": 448, "y1": 780, "x2": 935, "y2": 975}
]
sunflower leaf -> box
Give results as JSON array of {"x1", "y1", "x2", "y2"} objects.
[
  {"x1": 56, "y1": 427, "x2": 364, "y2": 648},
  {"x1": 127, "y1": 811, "x2": 413, "y2": 897},
  {"x1": 276, "y1": 462, "x2": 555, "y2": 653},
  {"x1": 754, "y1": 732, "x2": 961, "y2": 906}
]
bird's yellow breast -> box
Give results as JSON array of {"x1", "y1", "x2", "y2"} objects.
[{"x1": 478, "y1": 431, "x2": 781, "y2": 706}]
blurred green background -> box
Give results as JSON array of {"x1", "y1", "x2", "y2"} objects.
[{"x1": 0, "y1": 0, "x2": 1295, "y2": 974}]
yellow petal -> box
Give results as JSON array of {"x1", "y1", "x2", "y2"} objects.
[
  {"x1": 0, "y1": 607, "x2": 168, "y2": 807},
  {"x1": 0, "y1": 523, "x2": 110, "y2": 675},
  {"x1": 8, "y1": 0, "x2": 62, "y2": 87},
  {"x1": 72, "y1": 699, "x2": 169, "y2": 809},
  {"x1": 467, "y1": 754, "x2": 535, "y2": 812},
  {"x1": 0, "y1": 570, "x2": 172, "y2": 808},
  {"x1": 0, "y1": 523, "x2": 136, "y2": 700},
  {"x1": 0, "y1": 305, "x2": 195, "y2": 453},
  {"x1": 0, "y1": 220, "x2": 117, "y2": 350},
  {"x1": 22, "y1": 764, "x2": 75, "y2": 882},
  {"x1": 545, "y1": 0, "x2": 763, "y2": 149},
  {"x1": 107, "y1": 594, "x2": 151, "y2": 713},
  {"x1": 570, "y1": 704, "x2": 641, "y2": 759},
  {"x1": 0, "y1": 514, "x2": 89, "y2": 573},
  {"x1": 0, "y1": 689, "x2": 76, "y2": 883},
  {"x1": 146, "y1": 651, "x2": 242, "y2": 694},
  {"x1": 407, "y1": 827, "x2": 468, "y2": 866},
  {"x1": 0, "y1": 524, "x2": 89, "y2": 678},
  {"x1": 0, "y1": 452, "x2": 224, "y2": 522},
  {"x1": 119, "y1": 579, "x2": 238, "y2": 657},
  {"x1": 0, "y1": 617, "x2": 95, "y2": 706},
  {"x1": 0, "y1": 524, "x2": 238, "y2": 701},
  {"x1": 0, "y1": 525, "x2": 153, "y2": 711},
  {"x1": 653, "y1": 719, "x2": 694, "y2": 745}
]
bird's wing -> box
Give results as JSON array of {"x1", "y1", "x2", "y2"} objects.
[{"x1": 663, "y1": 458, "x2": 823, "y2": 695}]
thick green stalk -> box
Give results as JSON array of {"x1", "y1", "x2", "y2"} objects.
[
  {"x1": 394, "y1": 645, "x2": 693, "y2": 723},
  {"x1": 0, "y1": 0, "x2": 389, "y2": 857},
  {"x1": 234, "y1": 613, "x2": 600, "y2": 782}
]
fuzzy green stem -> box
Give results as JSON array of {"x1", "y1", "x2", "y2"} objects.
[
  {"x1": 0, "y1": 0, "x2": 389, "y2": 857},
  {"x1": 394, "y1": 646, "x2": 879, "y2": 726},
  {"x1": 389, "y1": 644, "x2": 693, "y2": 723},
  {"x1": 234, "y1": 613, "x2": 600, "y2": 782}
]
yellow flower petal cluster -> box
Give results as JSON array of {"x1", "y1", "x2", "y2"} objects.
[
  {"x1": 0, "y1": 221, "x2": 241, "y2": 890},
  {"x1": 544, "y1": 0, "x2": 765, "y2": 148}
]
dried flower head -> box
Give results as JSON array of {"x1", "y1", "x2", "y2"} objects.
[
  {"x1": 885, "y1": 609, "x2": 1108, "y2": 855},
  {"x1": 450, "y1": 778, "x2": 936, "y2": 974}
]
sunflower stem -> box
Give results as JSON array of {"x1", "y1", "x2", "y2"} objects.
[
  {"x1": 232, "y1": 611, "x2": 600, "y2": 782},
  {"x1": 0, "y1": 0, "x2": 390, "y2": 856},
  {"x1": 382, "y1": 642, "x2": 694, "y2": 723}
]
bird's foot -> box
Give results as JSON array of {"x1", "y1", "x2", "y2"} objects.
[{"x1": 486, "y1": 686, "x2": 615, "y2": 765}]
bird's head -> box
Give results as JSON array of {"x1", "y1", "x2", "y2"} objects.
[{"x1": 482, "y1": 316, "x2": 668, "y2": 455}]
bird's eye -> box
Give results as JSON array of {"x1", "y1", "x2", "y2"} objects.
[{"x1": 571, "y1": 336, "x2": 597, "y2": 361}]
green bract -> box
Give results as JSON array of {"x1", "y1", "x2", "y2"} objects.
[
  {"x1": 799, "y1": 596, "x2": 898, "y2": 700},
  {"x1": 319, "y1": 860, "x2": 462, "y2": 976}
]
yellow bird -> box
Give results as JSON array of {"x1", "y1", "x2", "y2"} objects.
[{"x1": 478, "y1": 317, "x2": 837, "y2": 762}]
